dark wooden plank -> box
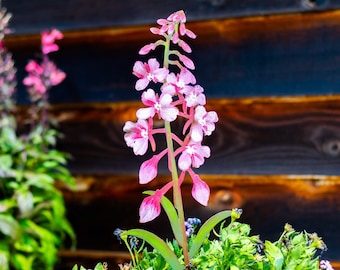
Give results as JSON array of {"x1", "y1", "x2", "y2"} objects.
[
  {"x1": 5, "y1": 10, "x2": 340, "y2": 103},
  {"x1": 3, "y1": 0, "x2": 340, "y2": 35},
  {"x1": 47, "y1": 96, "x2": 340, "y2": 175},
  {"x1": 59, "y1": 174, "x2": 340, "y2": 261}
]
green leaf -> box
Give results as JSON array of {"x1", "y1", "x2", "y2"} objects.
[
  {"x1": 17, "y1": 190, "x2": 34, "y2": 217},
  {"x1": 189, "y1": 210, "x2": 231, "y2": 258},
  {"x1": 0, "y1": 155, "x2": 13, "y2": 169},
  {"x1": 94, "y1": 263, "x2": 106, "y2": 270},
  {"x1": 0, "y1": 214, "x2": 20, "y2": 239},
  {"x1": 121, "y1": 229, "x2": 184, "y2": 270},
  {"x1": 264, "y1": 241, "x2": 284, "y2": 270},
  {"x1": 144, "y1": 191, "x2": 184, "y2": 246}
]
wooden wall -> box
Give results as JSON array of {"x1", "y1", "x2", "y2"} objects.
[{"x1": 3, "y1": 1, "x2": 340, "y2": 268}]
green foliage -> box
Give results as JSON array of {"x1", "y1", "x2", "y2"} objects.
[
  {"x1": 72, "y1": 262, "x2": 107, "y2": 270},
  {"x1": 0, "y1": 117, "x2": 76, "y2": 270},
  {"x1": 120, "y1": 212, "x2": 327, "y2": 270}
]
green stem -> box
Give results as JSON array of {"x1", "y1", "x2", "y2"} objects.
[
  {"x1": 164, "y1": 121, "x2": 189, "y2": 266},
  {"x1": 163, "y1": 32, "x2": 189, "y2": 267}
]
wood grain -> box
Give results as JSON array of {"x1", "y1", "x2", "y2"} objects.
[
  {"x1": 47, "y1": 96, "x2": 340, "y2": 175},
  {"x1": 4, "y1": 0, "x2": 340, "y2": 35},
  {"x1": 3, "y1": 10, "x2": 340, "y2": 103}
]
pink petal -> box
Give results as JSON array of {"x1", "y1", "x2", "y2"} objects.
[
  {"x1": 139, "y1": 155, "x2": 159, "y2": 184},
  {"x1": 191, "y1": 174, "x2": 210, "y2": 206},
  {"x1": 178, "y1": 151, "x2": 191, "y2": 171},
  {"x1": 135, "y1": 78, "x2": 149, "y2": 91},
  {"x1": 179, "y1": 55, "x2": 195, "y2": 70},
  {"x1": 139, "y1": 191, "x2": 162, "y2": 223},
  {"x1": 136, "y1": 107, "x2": 155, "y2": 119}
]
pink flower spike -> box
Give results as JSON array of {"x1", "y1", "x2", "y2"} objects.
[
  {"x1": 179, "y1": 54, "x2": 195, "y2": 70},
  {"x1": 139, "y1": 154, "x2": 163, "y2": 184},
  {"x1": 191, "y1": 174, "x2": 210, "y2": 206},
  {"x1": 178, "y1": 141, "x2": 211, "y2": 171},
  {"x1": 123, "y1": 119, "x2": 150, "y2": 156},
  {"x1": 139, "y1": 43, "x2": 156, "y2": 55},
  {"x1": 139, "y1": 190, "x2": 163, "y2": 223}
]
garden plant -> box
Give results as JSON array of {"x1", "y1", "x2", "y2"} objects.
[
  {"x1": 73, "y1": 9, "x2": 334, "y2": 270},
  {"x1": 0, "y1": 7, "x2": 75, "y2": 270}
]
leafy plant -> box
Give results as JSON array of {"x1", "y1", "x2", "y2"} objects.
[
  {"x1": 0, "y1": 6, "x2": 75, "y2": 270},
  {"x1": 75, "y1": 9, "x2": 334, "y2": 270}
]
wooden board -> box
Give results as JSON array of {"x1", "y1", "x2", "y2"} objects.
[
  {"x1": 59, "y1": 174, "x2": 340, "y2": 263},
  {"x1": 3, "y1": 10, "x2": 340, "y2": 102},
  {"x1": 47, "y1": 96, "x2": 340, "y2": 175},
  {"x1": 4, "y1": 0, "x2": 340, "y2": 35}
]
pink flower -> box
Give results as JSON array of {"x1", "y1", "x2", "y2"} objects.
[
  {"x1": 139, "y1": 154, "x2": 163, "y2": 184},
  {"x1": 178, "y1": 141, "x2": 211, "y2": 171},
  {"x1": 23, "y1": 74, "x2": 46, "y2": 94},
  {"x1": 123, "y1": 119, "x2": 150, "y2": 155},
  {"x1": 41, "y1": 28, "x2": 63, "y2": 54},
  {"x1": 132, "y1": 58, "x2": 169, "y2": 91},
  {"x1": 191, "y1": 106, "x2": 218, "y2": 142},
  {"x1": 25, "y1": 60, "x2": 43, "y2": 74},
  {"x1": 179, "y1": 54, "x2": 195, "y2": 70},
  {"x1": 136, "y1": 89, "x2": 179, "y2": 122},
  {"x1": 162, "y1": 68, "x2": 196, "y2": 96},
  {"x1": 182, "y1": 85, "x2": 206, "y2": 107},
  {"x1": 139, "y1": 43, "x2": 156, "y2": 55},
  {"x1": 191, "y1": 174, "x2": 210, "y2": 206},
  {"x1": 139, "y1": 190, "x2": 163, "y2": 223}
]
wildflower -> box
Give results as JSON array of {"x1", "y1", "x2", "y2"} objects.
[
  {"x1": 191, "y1": 106, "x2": 218, "y2": 142},
  {"x1": 178, "y1": 141, "x2": 211, "y2": 171},
  {"x1": 123, "y1": 119, "x2": 150, "y2": 156},
  {"x1": 132, "y1": 58, "x2": 168, "y2": 91},
  {"x1": 136, "y1": 89, "x2": 179, "y2": 122},
  {"x1": 139, "y1": 190, "x2": 163, "y2": 223},
  {"x1": 320, "y1": 260, "x2": 334, "y2": 270},
  {"x1": 182, "y1": 85, "x2": 206, "y2": 108},
  {"x1": 41, "y1": 28, "x2": 63, "y2": 54},
  {"x1": 191, "y1": 174, "x2": 210, "y2": 206},
  {"x1": 162, "y1": 68, "x2": 196, "y2": 96},
  {"x1": 179, "y1": 54, "x2": 195, "y2": 70},
  {"x1": 139, "y1": 43, "x2": 156, "y2": 55},
  {"x1": 185, "y1": 217, "x2": 201, "y2": 237}
]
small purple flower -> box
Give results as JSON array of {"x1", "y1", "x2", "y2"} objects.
[{"x1": 320, "y1": 260, "x2": 334, "y2": 270}]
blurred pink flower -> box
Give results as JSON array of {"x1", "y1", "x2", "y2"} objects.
[
  {"x1": 139, "y1": 190, "x2": 163, "y2": 223},
  {"x1": 123, "y1": 119, "x2": 150, "y2": 155},
  {"x1": 178, "y1": 141, "x2": 211, "y2": 171},
  {"x1": 191, "y1": 174, "x2": 210, "y2": 206},
  {"x1": 137, "y1": 89, "x2": 179, "y2": 122},
  {"x1": 41, "y1": 28, "x2": 63, "y2": 54},
  {"x1": 133, "y1": 58, "x2": 168, "y2": 91}
]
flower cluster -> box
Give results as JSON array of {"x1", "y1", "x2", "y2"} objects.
[
  {"x1": 0, "y1": 8, "x2": 15, "y2": 113},
  {"x1": 123, "y1": 10, "x2": 218, "y2": 223},
  {"x1": 23, "y1": 29, "x2": 65, "y2": 101}
]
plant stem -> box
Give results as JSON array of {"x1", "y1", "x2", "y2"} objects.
[{"x1": 164, "y1": 120, "x2": 189, "y2": 266}]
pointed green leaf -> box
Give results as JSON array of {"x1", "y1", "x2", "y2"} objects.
[
  {"x1": 122, "y1": 229, "x2": 184, "y2": 270},
  {"x1": 189, "y1": 210, "x2": 231, "y2": 258},
  {"x1": 264, "y1": 240, "x2": 284, "y2": 270}
]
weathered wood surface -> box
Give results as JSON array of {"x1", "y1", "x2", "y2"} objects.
[
  {"x1": 4, "y1": 0, "x2": 340, "y2": 35},
  {"x1": 4, "y1": 10, "x2": 340, "y2": 103},
  {"x1": 59, "y1": 174, "x2": 340, "y2": 262},
  {"x1": 50, "y1": 96, "x2": 340, "y2": 175}
]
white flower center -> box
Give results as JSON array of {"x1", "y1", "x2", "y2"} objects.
[{"x1": 186, "y1": 145, "x2": 195, "y2": 155}]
